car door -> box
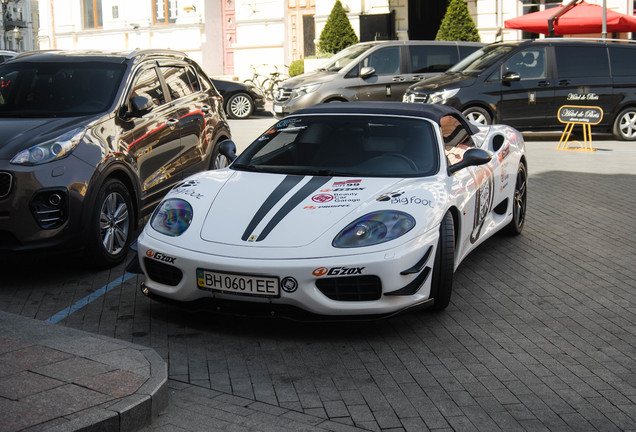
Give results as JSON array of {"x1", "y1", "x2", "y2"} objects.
[
  {"x1": 497, "y1": 46, "x2": 555, "y2": 128},
  {"x1": 158, "y1": 63, "x2": 220, "y2": 177},
  {"x1": 352, "y1": 45, "x2": 405, "y2": 102},
  {"x1": 118, "y1": 64, "x2": 183, "y2": 206},
  {"x1": 552, "y1": 44, "x2": 618, "y2": 131}
]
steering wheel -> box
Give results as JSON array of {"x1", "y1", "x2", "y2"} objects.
[{"x1": 384, "y1": 153, "x2": 418, "y2": 171}]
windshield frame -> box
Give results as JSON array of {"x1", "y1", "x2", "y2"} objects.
[
  {"x1": 232, "y1": 113, "x2": 441, "y2": 178},
  {"x1": 447, "y1": 43, "x2": 519, "y2": 76},
  {"x1": 319, "y1": 43, "x2": 376, "y2": 72}
]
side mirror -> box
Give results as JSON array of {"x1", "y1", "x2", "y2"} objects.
[
  {"x1": 121, "y1": 96, "x2": 153, "y2": 119},
  {"x1": 360, "y1": 66, "x2": 376, "y2": 78},
  {"x1": 448, "y1": 148, "x2": 492, "y2": 174},
  {"x1": 219, "y1": 139, "x2": 237, "y2": 162},
  {"x1": 502, "y1": 71, "x2": 521, "y2": 83}
]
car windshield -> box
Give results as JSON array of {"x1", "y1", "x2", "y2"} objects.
[
  {"x1": 447, "y1": 44, "x2": 517, "y2": 76},
  {"x1": 0, "y1": 62, "x2": 126, "y2": 117},
  {"x1": 233, "y1": 115, "x2": 440, "y2": 177},
  {"x1": 318, "y1": 44, "x2": 375, "y2": 72}
]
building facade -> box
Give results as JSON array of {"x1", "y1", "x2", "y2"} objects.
[
  {"x1": 1, "y1": 0, "x2": 37, "y2": 52},
  {"x1": 35, "y1": 0, "x2": 635, "y2": 80}
]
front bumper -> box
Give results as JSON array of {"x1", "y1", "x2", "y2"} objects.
[{"x1": 136, "y1": 229, "x2": 439, "y2": 317}]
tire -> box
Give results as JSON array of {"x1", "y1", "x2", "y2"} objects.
[
  {"x1": 431, "y1": 211, "x2": 455, "y2": 311},
  {"x1": 503, "y1": 162, "x2": 528, "y2": 235},
  {"x1": 87, "y1": 179, "x2": 133, "y2": 268},
  {"x1": 209, "y1": 141, "x2": 230, "y2": 170},
  {"x1": 226, "y1": 92, "x2": 254, "y2": 119},
  {"x1": 462, "y1": 106, "x2": 492, "y2": 125},
  {"x1": 612, "y1": 107, "x2": 636, "y2": 141}
]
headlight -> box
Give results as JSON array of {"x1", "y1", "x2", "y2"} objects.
[
  {"x1": 402, "y1": 92, "x2": 415, "y2": 103},
  {"x1": 428, "y1": 88, "x2": 459, "y2": 104},
  {"x1": 333, "y1": 211, "x2": 415, "y2": 248},
  {"x1": 11, "y1": 128, "x2": 85, "y2": 165},
  {"x1": 293, "y1": 83, "x2": 321, "y2": 99},
  {"x1": 150, "y1": 199, "x2": 193, "y2": 237}
]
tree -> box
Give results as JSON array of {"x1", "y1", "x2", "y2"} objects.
[
  {"x1": 436, "y1": 0, "x2": 481, "y2": 42},
  {"x1": 318, "y1": 0, "x2": 358, "y2": 54}
]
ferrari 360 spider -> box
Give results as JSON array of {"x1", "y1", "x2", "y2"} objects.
[{"x1": 134, "y1": 102, "x2": 527, "y2": 319}]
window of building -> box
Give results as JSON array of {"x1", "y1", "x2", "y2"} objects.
[
  {"x1": 521, "y1": 0, "x2": 561, "y2": 39},
  {"x1": 154, "y1": 0, "x2": 178, "y2": 25},
  {"x1": 83, "y1": 0, "x2": 103, "y2": 29}
]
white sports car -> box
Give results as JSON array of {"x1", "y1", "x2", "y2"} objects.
[{"x1": 133, "y1": 102, "x2": 527, "y2": 319}]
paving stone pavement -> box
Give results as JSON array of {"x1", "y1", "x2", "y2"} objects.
[{"x1": 1, "y1": 135, "x2": 635, "y2": 431}]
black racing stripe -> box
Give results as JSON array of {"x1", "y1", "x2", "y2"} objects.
[
  {"x1": 241, "y1": 175, "x2": 304, "y2": 241},
  {"x1": 256, "y1": 176, "x2": 332, "y2": 242}
]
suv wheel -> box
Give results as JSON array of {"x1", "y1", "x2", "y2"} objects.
[
  {"x1": 612, "y1": 108, "x2": 636, "y2": 141},
  {"x1": 88, "y1": 179, "x2": 133, "y2": 267},
  {"x1": 462, "y1": 106, "x2": 492, "y2": 125},
  {"x1": 209, "y1": 142, "x2": 230, "y2": 170}
]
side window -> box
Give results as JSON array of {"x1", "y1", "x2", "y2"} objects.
[
  {"x1": 185, "y1": 66, "x2": 202, "y2": 92},
  {"x1": 555, "y1": 46, "x2": 609, "y2": 78},
  {"x1": 503, "y1": 47, "x2": 546, "y2": 79},
  {"x1": 440, "y1": 115, "x2": 475, "y2": 164},
  {"x1": 609, "y1": 46, "x2": 636, "y2": 76},
  {"x1": 160, "y1": 66, "x2": 196, "y2": 100},
  {"x1": 130, "y1": 67, "x2": 165, "y2": 108},
  {"x1": 362, "y1": 46, "x2": 400, "y2": 75},
  {"x1": 409, "y1": 45, "x2": 458, "y2": 73}
]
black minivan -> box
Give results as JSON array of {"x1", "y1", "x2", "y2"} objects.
[{"x1": 403, "y1": 39, "x2": 636, "y2": 140}]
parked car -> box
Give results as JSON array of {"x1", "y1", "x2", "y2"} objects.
[
  {"x1": 133, "y1": 102, "x2": 527, "y2": 319},
  {"x1": 0, "y1": 50, "x2": 16, "y2": 63},
  {"x1": 211, "y1": 78, "x2": 266, "y2": 119},
  {"x1": 403, "y1": 39, "x2": 636, "y2": 140},
  {"x1": 273, "y1": 40, "x2": 484, "y2": 117},
  {"x1": 0, "y1": 49, "x2": 231, "y2": 267}
]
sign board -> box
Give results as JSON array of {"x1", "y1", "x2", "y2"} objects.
[{"x1": 557, "y1": 105, "x2": 603, "y2": 125}]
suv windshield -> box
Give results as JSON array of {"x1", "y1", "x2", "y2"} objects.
[
  {"x1": 233, "y1": 115, "x2": 440, "y2": 177},
  {"x1": 319, "y1": 43, "x2": 375, "y2": 72},
  {"x1": 447, "y1": 44, "x2": 517, "y2": 76},
  {"x1": 0, "y1": 62, "x2": 126, "y2": 117}
]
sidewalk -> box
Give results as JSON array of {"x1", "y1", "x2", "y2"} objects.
[{"x1": 0, "y1": 311, "x2": 167, "y2": 432}]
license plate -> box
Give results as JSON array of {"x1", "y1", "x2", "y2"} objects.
[
  {"x1": 196, "y1": 269, "x2": 279, "y2": 297},
  {"x1": 273, "y1": 105, "x2": 283, "y2": 113}
]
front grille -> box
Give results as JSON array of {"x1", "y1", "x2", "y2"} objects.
[
  {"x1": 274, "y1": 87, "x2": 292, "y2": 102},
  {"x1": 144, "y1": 257, "x2": 183, "y2": 286},
  {"x1": 0, "y1": 172, "x2": 12, "y2": 198},
  {"x1": 315, "y1": 276, "x2": 382, "y2": 301}
]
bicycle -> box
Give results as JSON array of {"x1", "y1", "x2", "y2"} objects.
[{"x1": 243, "y1": 64, "x2": 288, "y2": 100}]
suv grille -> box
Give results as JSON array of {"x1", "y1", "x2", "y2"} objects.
[
  {"x1": 315, "y1": 276, "x2": 382, "y2": 301},
  {"x1": 144, "y1": 257, "x2": 183, "y2": 286},
  {"x1": 274, "y1": 87, "x2": 293, "y2": 103},
  {"x1": 0, "y1": 172, "x2": 12, "y2": 198}
]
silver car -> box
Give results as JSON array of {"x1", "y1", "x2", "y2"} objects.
[{"x1": 273, "y1": 40, "x2": 483, "y2": 117}]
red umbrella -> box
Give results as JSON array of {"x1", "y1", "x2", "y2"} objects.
[{"x1": 504, "y1": 0, "x2": 636, "y2": 36}]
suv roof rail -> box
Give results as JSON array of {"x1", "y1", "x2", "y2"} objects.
[
  {"x1": 125, "y1": 49, "x2": 187, "y2": 61},
  {"x1": 538, "y1": 37, "x2": 636, "y2": 44}
]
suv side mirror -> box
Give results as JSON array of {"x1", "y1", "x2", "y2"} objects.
[
  {"x1": 360, "y1": 66, "x2": 376, "y2": 78},
  {"x1": 448, "y1": 148, "x2": 492, "y2": 174},
  {"x1": 502, "y1": 71, "x2": 521, "y2": 83},
  {"x1": 121, "y1": 96, "x2": 153, "y2": 119},
  {"x1": 219, "y1": 139, "x2": 237, "y2": 162}
]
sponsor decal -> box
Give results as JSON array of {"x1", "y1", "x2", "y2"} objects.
[
  {"x1": 498, "y1": 143, "x2": 510, "y2": 162},
  {"x1": 145, "y1": 249, "x2": 176, "y2": 264},
  {"x1": 320, "y1": 187, "x2": 365, "y2": 192},
  {"x1": 470, "y1": 166, "x2": 495, "y2": 244},
  {"x1": 312, "y1": 193, "x2": 334, "y2": 203},
  {"x1": 172, "y1": 180, "x2": 204, "y2": 199},
  {"x1": 312, "y1": 266, "x2": 365, "y2": 277},
  {"x1": 567, "y1": 92, "x2": 599, "y2": 101},
  {"x1": 281, "y1": 277, "x2": 298, "y2": 293},
  {"x1": 377, "y1": 191, "x2": 433, "y2": 208},
  {"x1": 333, "y1": 179, "x2": 361, "y2": 186},
  {"x1": 248, "y1": 235, "x2": 257, "y2": 242}
]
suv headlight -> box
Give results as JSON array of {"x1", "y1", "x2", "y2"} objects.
[
  {"x1": 292, "y1": 83, "x2": 321, "y2": 99},
  {"x1": 428, "y1": 88, "x2": 459, "y2": 104},
  {"x1": 11, "y1": 128, "x2": 85, "y2": 165}
]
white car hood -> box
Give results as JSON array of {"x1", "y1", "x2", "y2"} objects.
[{"x1": 199, "y1": 171, "x2": 403, "y2": 247}]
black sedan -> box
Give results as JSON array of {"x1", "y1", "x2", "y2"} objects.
[{"x1": 211, "y1": 78, "x2": 266, "y2": 119}]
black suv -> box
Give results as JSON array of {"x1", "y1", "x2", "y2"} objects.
[
  {"x1": 0, "y1": 50, "x2": 231, "y2": 266},
  {"x1": 403, "y1": 39, "x2": 636, "y2": 140}
]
